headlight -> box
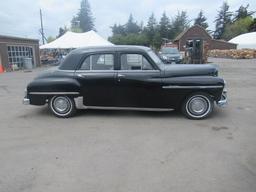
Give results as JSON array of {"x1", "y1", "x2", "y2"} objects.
[{"x1": 162, "y1": 55, "x2": 168, "y2": 60}]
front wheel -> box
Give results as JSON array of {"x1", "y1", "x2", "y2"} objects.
[
  {"x1": 49, "y1": 96, "x2": 76, "y2": 118},
  {"x1": 182, "y1": 93, "x2": 214, "y2": 120}
]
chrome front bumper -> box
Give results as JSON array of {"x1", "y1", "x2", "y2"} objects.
[
  {"x1": 23, "y1": 98, "x2": 30, "y2": 105},
  {"x1": 216, "y1": 89, "x2": 227, "y2": 107}
]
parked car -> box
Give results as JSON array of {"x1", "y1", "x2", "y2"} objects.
[
  {"x1": 23, "y1": 46, "x2": 227, "y2": 119},
  {"x1": 159, "y1": 47, "x2": 182, "y2": 64}
]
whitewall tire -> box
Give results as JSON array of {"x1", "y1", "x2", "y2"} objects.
[
  {"x1": 49, "y1": 96, "x2": 76, "y2": 118},
  {"x1": 182, "y1": 93, "x2": 213, "y2": 119}
]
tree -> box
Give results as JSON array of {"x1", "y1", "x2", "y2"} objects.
[
  {"x1": 249, "y1": 18, "x2": 256, "y2": 32},
  {"x1": 222, "y1": 16, "x2": 254, "y2": 40},
  {"x1": 125, "y1": 14, "x2": 141, "y2": 34},
  {"x1": 79, "y1": 0, "x2": 95, "y2": 32},
  {"x1": 47, "y1": 36, "x2": 55, "y2": 43},
  {"x1": 111, "y1": 24, "x2": 126, "y2": 35},
  {"x1": 233, "y1": 4, "x2": 255, "y2": 22},
  {"x1": 108, "y1": 33, "x2": 149, "y2": 46},
  {"x1": 57, "y1": 26, "x2": 68, "y2": 38},
  {"x1": 214, "y1": 2, "x2": 232, "y2": 39},
  {"x1": 194, "y1": 10, "x2": 208, "y2": 29},
  {"x1": 145, "y1": 13, "x2": 158, "y2": 45},
  {"x1": 170, "y1": 11, "x2": 190, "y2": 39},
  {"x1": 159, "y1": 12, "x2": 170, "y2": 39},
  {"x1": 71, "y1": 0, "x2": 95, "y2": 32}
]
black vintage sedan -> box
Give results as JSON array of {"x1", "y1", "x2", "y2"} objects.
[{"x1": 23, "y1": 46, "x2": 227, "y2": 119}]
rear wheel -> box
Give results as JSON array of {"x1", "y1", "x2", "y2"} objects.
[
  {"x1": 49, "y1": 96, "x2": 76, "y2": 118},
  {"x1": 182, "y1": 93, "x2": 213, "y2": 119}
]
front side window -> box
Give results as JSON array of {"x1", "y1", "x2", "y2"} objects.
[
  {"x1": 121, "y1": 54, "x2": 154, "y2": 70},
  {"x1": 80, "y1": 54, "x2": 114, "y2": 70}
]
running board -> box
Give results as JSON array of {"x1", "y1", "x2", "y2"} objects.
[{"x1": 74, "y1": 97, "x2": 174, "y2": 112}]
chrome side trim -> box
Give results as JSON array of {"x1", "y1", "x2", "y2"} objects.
[
  {"x1": 29, "y1": 92, "x2": 80, "y2": 95},
  {"x1": 74, "y1": 96, "x2": 174, "y2": 111},
  {"x1": 162, "y1": 85, "x2": 223, "y2": 89}
]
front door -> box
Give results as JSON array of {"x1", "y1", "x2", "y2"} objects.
[
  {"x1": 75, "y1": 53, "x2": 118, "y2": 107},
  {"x1": 116, "y1": 53, "x2": 165, "y2": 108}
]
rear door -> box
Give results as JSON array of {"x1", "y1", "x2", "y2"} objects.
[
  {"x1": 116, "y1": 52, "x2": 165, "y2": 108},
  {"x1": 75, "y1": 52, "x2": 118, "y2": 107}
]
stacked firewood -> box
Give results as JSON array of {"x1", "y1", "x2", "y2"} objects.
[{"x1": 208, "y1": 49, "x2": 256, "y2": 59}]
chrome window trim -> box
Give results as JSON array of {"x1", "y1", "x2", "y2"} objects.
[
  {"x1": 29, "y1": 92, "x2": 80, "y2": 95},
  {"x1": 162, "y1": 85, "x2": 223, "y2": 89}
]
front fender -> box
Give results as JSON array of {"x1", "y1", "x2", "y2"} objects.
[{"x1": 162, "y1": 76, "x2": 225, "y2": 101}]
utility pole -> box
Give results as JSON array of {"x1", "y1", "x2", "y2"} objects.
[{"x1": 40, "y1": 9, "x2": 45, "y2": 45}]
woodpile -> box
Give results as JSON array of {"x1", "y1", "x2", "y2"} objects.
[{"x1": 208, "y1": 49, "x2": 256, "y2": 59}]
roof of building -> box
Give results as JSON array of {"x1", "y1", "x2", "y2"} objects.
[
  {"x1": 174, "y1": 25, "x2": 212, "y2": 41},
  {"x1": 0, "y1": 34, "x2": 39, "y2": 42}
]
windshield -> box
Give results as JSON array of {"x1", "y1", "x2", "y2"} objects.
[
  {"x1": 147, "y1": 50, "x2": 164, "y2": 68},
  {"x1": 161, "y1": 47, "x2": 179, "y2": 54}
]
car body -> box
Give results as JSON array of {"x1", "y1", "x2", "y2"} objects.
[
  {"x1": 23, "y1": 45, "x2": 227, "y2": 119},
  {"x1": 159, "y1": 47, "x2": 182, "y2": 64}
]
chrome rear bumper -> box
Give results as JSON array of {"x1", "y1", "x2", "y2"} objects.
[{"x1": 217, "y1": 89, "x2": 227, "y2": 107}]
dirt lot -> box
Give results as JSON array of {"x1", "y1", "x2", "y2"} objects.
[{"x1": 0, "y1": 58, "x2": 256, "y2": 192}]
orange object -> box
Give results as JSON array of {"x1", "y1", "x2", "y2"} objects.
[{"x1": 0, "y1": 64, "x2": 4, "y2": 73}]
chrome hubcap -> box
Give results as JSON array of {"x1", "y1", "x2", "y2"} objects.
[
  {"x1": 53, "y1": 97, "x2": 70, "y2": 113},
  {"x1": 188, "y1": 97, "x2": 208, "y2": 115}
]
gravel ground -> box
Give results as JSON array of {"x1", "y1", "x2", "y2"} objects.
[{"x1": 0, "y1": 58, "x2": 256, "y2": 192}]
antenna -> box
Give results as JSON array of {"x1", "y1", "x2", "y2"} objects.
[{"x1": 40, "y1": 9, "x2": 45, "y2": 44}]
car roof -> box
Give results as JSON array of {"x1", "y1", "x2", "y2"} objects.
[{"x1": 71, "y1": 45, "x2": 151, "y2": 55}]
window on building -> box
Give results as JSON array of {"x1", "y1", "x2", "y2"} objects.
[{"x1": 7, "y1": 45, "x2": 34, "y2": 68}]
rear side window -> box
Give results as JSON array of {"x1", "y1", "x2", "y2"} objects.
[
  {"x1": 121, "y1": 54, "x2": 153, "y2": 70},
  {"x1": 80, "y1": 54, "x2": 114, "y2": 70}
]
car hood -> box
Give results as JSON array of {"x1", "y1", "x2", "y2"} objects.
[
  {"x1": 161, "y1": 53, "x2": 180, "y2": 58},
  {"x1": 162, "y1": 64, "x2": 218, "y2": 77}
]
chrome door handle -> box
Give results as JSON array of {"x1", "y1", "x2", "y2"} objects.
[
  {"x1": 77, "y1": 74, "x2": 86, "y2": 78},
  {"x1": 118, "y1": 74, "x2": 125, "y2": 78}
]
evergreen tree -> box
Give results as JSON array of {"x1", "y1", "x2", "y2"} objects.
[
  {"x1": 78, "y1": 0, "x2": 95, "y2": 32},
  {"x1": 194, "y1": 10, "x2": 208, "y2": 29},
  {"x1": 71, "y1": 16, "x2": 79, "y2": 29},
  {"x1": 170, "y1": 11, "x2": 190, "y2": 39},
  {"x1": 125, "y1": 14, "x2": 141, "y2": 34},
  {"x1": 111, "y1": 24, "x2": 126, "y2": 35},
  {"x1": 214, "y1": 2, "x2": 232, "y2": 39},
  {"x1": 159, "y1": 12, "x2": 170, "y2": 39},
  {"x1": 71, "y1": 0, "x2": 95, "y2": 32},
  {"x1": 145, "y1": 13, "x2": 158, "y2": 44},
  {"x1": 57, "y1": 26, "x2": 68, "y2": 38},
  {"x1": 233, "y1": 4, "x2": 255, "y2": 22}
]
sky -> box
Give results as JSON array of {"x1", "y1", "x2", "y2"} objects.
[{"x1": 0, "y1": 0, "x2": 255, "y2": 43}]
